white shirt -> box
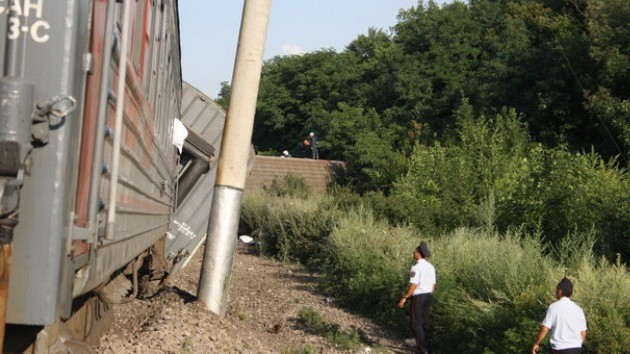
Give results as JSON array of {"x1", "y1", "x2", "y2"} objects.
[
  {"x1": 409, "y1": 259, "x2": 436, "y2": 295},
  {"x1": 541, "y1": 297, "x2": 587, "y2": 350}
]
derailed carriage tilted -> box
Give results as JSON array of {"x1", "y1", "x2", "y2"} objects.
[
  {"x1": 164, "y1": 82, "x2": 227, "y2": 278},
  {"x1": 0, "y1": 1, "x2": 223, "y2": 353},
  {"x1": 165, "y1": 82, "x2": 255, "y2": 279}
]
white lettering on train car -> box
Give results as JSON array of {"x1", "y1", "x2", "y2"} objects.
[
  {"x1": 30, "y1": 19, "x2": 49, "y2": 42},
  {"x1": 1, "y1": 0, "x2": 50, "y2": 43},
  {"x1": 172, "y1": 219, "x2": 198, "y2": 240}
]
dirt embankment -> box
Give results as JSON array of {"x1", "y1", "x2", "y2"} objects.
[{"x1": 95, "y1": 244, "x2": 408, "y2": 353}]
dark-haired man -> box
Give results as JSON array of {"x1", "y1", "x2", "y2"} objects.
[
  {"x1": 399, "y1": 241, "x2": 436, "y2": 354},
  {"x1": 532, "y1": 278, "x2": 587, "y2": 354}
]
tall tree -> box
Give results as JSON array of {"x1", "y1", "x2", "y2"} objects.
[{"x1": 585, "y1": 0, "x2": 630, "y2": 158}]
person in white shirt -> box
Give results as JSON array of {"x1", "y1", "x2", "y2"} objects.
[
  {"x1": 399, "y1": 241, "x2": 436, "y2": 354},
  {"x1": 532, "y1": 278, "x2": 587, "y2": 354}
]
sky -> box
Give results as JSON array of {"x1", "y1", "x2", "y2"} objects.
[{"x1": 179, "y1": 0, "x2": 450, "y2": 98}]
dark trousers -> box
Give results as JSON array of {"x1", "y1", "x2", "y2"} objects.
[
  {"x1": 411, "y1": 293, "x2": 433, "y2": 354},
  {"x1": 551, "y1": 348, "x2": 583, "y2": 354}
]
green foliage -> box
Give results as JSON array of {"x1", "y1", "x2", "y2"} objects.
[
  {"x1": 430, "y1": 229, "x2": 553, "y2": 354},
  {"x1": 215, "y1": 81, "x2": 230, "y2": 110},
  {"x1": 297, "y1": 307, "x2": 362, "y2": 351},
  {"x1": 298, "y1": 307, "x2": 325, "y2": 330},
  {"x1": 241, "y1": 191, "x2": 630, "y2": 354},
  {"x1": 504, "y1": 148, "x2": 630, "y2": 259},
  {"x1": 280, "y1": 344, "x2": 316, "y2": 354},
  {"x1": 576, "y1": 256, "x2": 630, "y2": 353},
  {"x1": 254, "y1": 50, "x2": 368, "y2": 158},
  {"x1": 343, "y1": 129, "x2": 409, "y2": 193},
  {"x1": 585, "y1": 0, "x2": 630, "y2": 153},
  {"x1": 393, "y1": 108, "x2": 535, "y2": 232},
  {"x1": 239, "y1": 192, "x2": 338, "y2": 266},
  {"x1": 180, "y1": 336, "x2": 194, "y2": 354},
  {"x1": 389, "y1": 111, "x2": 630, "y2": 261},
  {"x1": 320, "y1": 207, "x2": 414, "y2": 331},
  {"x1": 264, "y1": 173, "x2": 312, "y2": 199},
  {"x1": 252, "y1": 0, "x2": 630, "y2": 171},
  {"x1": 325, "y1": 103, "x2": 381, "y2": 161}
]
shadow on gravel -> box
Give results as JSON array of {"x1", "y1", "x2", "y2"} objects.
[
  {"x1": 274, "y1": 271, "x2": 322, "y2": 293},
  {"x1": 142, "y1": 286, "x2": 197, "y2": 304},
  {"x1": 236, "y1": 243, "x2": 258, "y2": 255}
]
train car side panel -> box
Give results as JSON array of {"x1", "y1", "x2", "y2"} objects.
[
  {"x1": 6, "y1": 0, "x2": 88, "y2": 324},
  {"x1": 77, "y1": 0, "x2": 182, "y2": 295}
]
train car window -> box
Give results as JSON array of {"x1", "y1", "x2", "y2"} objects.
[
  {"x1": 176, "y1": 130, "x2": 215, "y2": 205},
  {"x1": 177, "y1": 151, "x2": 194, "y2": 179}
]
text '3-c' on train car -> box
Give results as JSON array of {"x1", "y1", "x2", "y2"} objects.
[{"x1": 0, "y1": 1, "x2": 224, "y2": 353}]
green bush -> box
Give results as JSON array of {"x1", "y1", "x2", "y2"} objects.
[
  {"x1": 320, "y1": 207, "x2": 416, "y2": 330},
  {"x1": 430, "y1": 228, "x2": 553, "y2": 354},
  {"x1": 327, "y1": 186, "x2": 410, "y2": 225},
  {"x1": 503, "y1": 148, "x2": 630, "y2": 260},
  {"x1": 342, "y1": 129, "x2": 409, "y2": 194},
  {"x1": 264, "y1": 173, "x2": 313, "y2": 199},
  {"x1": 574, "y1": 255, "x2": 630, "y2": 353},
  {"x1": 323, "y1": 219, "x2": 630, "y2": 353},
  {"x1": 298, "y1": 307, "x2": 326, "y2": 330},
  {"x1": 392, "y1": 108, "x2": 535, "y2": 233},
  {"x1": 241, "y1": 191, "x2": 630, "y2": 353},
  {"x1": 390, "y1": 110, "x2": 630, "y2": 262},
  {"x1": 240, "y1": 192, "x2": 339, "y2": 266}
]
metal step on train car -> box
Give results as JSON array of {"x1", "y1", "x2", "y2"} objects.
[{"x1": 0, "y1": 1, "x2": 226, "y2": 352}]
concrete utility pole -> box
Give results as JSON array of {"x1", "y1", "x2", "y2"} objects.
[{"x1": 197, "y1": 0, "x2": 272, "y2": 315}]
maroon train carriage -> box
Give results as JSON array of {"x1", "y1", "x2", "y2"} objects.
[{"x1": 0, "y1": 1, "x2": 219, "y2": 352}]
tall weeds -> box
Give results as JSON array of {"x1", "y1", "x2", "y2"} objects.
[
  {"x1": 321, "y1": 207, "x2": 416, "y2": 329},
  {"x1": 240, "y1": 176, "x2": 630, "y2": 353},
  {"x1": 240, "y1": 191, "x2": 338, "y2": 266}
]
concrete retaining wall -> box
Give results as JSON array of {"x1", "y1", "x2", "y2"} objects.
[{"x1": 245, "y1": 155, "x2": 345, "y2": 193}]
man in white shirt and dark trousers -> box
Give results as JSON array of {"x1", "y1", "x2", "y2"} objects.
[
  {"x1": 399, "y1": 241, "x2": 436, "y2": 354},
  {"x1": 532, "y1": 278, "x2": 587, "y2": 354}
]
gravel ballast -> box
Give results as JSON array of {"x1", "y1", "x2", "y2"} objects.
[{"x1": 94, "y1": 243, "x2": 408, "y2": 353}]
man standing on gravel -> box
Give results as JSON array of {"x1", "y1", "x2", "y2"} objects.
[
  {"x1": 532, "y1": 278, "x2": 587, "y2": 354},
  {"x1": 399, "y1": 241, "x2": 436, "y2": 354}
]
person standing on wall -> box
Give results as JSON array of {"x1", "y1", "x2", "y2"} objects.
[
  {"x1": 532, "y1": 278, "x2": 587, "y2": 354},
  {"x1": 309, "y1": 132, "x2": 319, "y2": 159},
  {"x1": 399, "y1": 241, "x2": 436, "y2": 354}
]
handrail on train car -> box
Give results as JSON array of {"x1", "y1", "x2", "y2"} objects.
[
  {"x1": 88, "y1": 0, "x2": 116, "y2": 243},
  {"x1": 106, "y1": 0, "x2": 133, "y2": 241}
]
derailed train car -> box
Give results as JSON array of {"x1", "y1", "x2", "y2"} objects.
[
  {"x1": 164, "y1": 83, "x2": 255, "y2": 277},
  {"x1": 164, "y1": 82, "x2": 227, "y2": 277},
  {"x1": 0, "y1": 1, "x2": 221, "y2": 352}
]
